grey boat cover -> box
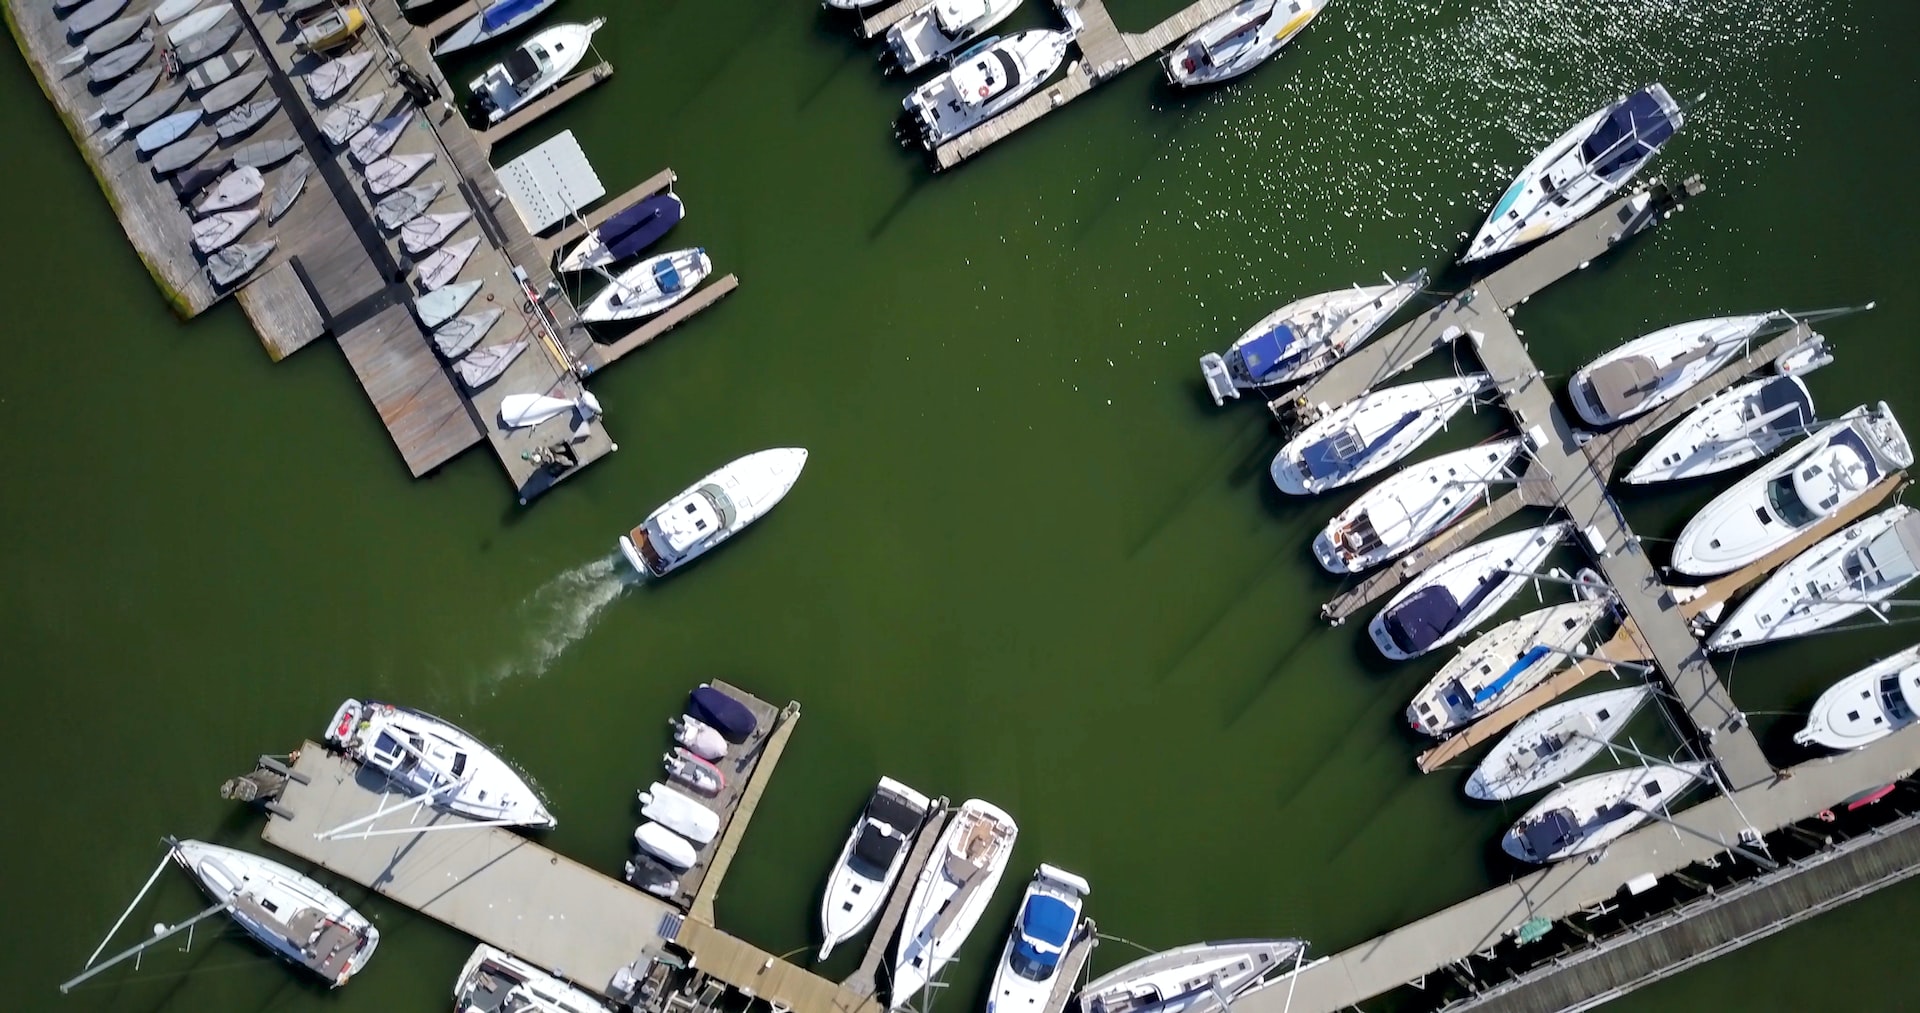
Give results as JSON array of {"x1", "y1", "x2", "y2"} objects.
[
  {"x1": 53, "y1": 0, "x2": 93, "y2": 14},
  {"x1": 170, "y1": 157, "x2": 233, "y2": 203},
  {"x1": 186, "y1": 49, "x2": 253, "y2": 91},
  {"x1": 206, "y1": 239, "x2": 275, "y2": 287},
  {"x1": 80, "y1": 15, "x2": 145, "y2": 54},
  {"x1": 415, "y1": 278, "x2": 482, "y2": 328},
  {"x1": 1583, "y1": 343, "x2": 1714, "y2": 421},
  {"x1": 399, "y1": 211, "x2": 469, "y2": 254},
  {"x1": 98, "y1": 66, "x2": 160, "y2": 117},
  {"x1": 169, "y1": 20, "x2": 240, "y2": 67},
  {"x1": 432, "y1": 308, "x2": 503, "y2": 358},
  {"x1": 456, "y1": 341, "x2": 526, "y2": 389},
  {"x1": 86, "y1": 39, "x2": 149, "y2": 84},
  {"x1": 417, "y1": 236, "x2": 480, "y2": 291},
  {"x1": 201, "y1": 70, "x2": 267, "y2": 114},
  {"x1": 192, "y1": 209, "x2": 258, "y2": 252},
  {"x1": 122, "y1": 83, "x2": 186, "y2": 129},
  {"x1": 320, "y1": 92, "x2": 385, "y2": 146},
  {"x1": 306, "y1": 51, "x2": 373, "y2": 102},
  {"x1": 214, "y1": 97, "x2": 280, "y2": 139},
  {"x1": 151, "y1": 132, "x2": 217, "y2": 175},
  {"x1": 266, "y1": 155, "x2": 313, "y2": 223},
  {"x1": 135, "y1": 109, "x2": 201, "y2": 153},
  {"x1": 231, "y1": 138, "x2": 303, "y2": 169},
  {"x1": 364, "y1": 153, "x2": 434, "y2": 196},
  {"x1": 1856, "y1": 513, "x2": 1920, "y2": 587},
  {"x1": 374, "y1": 182, "x2": 443, "y2": 230},
  {"x1": 67, "y1": 0, "x2": 132, "y2": 36},
  {"x1": 349, "y1": 109, "x2": 414, "y2": 164},
  {"x1": 192, "y1": 166, "x2": 262, "y2": 213}
]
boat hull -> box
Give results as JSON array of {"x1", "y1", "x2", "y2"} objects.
[
  {"x1": 891, "y1": 799, "x2": 1018, "y2": 1008},
  {"x1": 617, "y1": 448, "x2": 809, "y2": 577}
]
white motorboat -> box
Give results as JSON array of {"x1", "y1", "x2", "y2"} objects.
[
  {"x1": 1624, "y1": 375, "x2": 1814, "y2": 484},
  {"x1": 885, "y1": 0, "x2": 1021, "y2": 75},
  {"x1": 1569, "y1": 312, "x2": 1783, "y2": 426},
  {"x1": 1368, "y1": 522, "x2": 1571, "y2": 661},
  {"x1": 1163, "y1": 0, "x2": 1325, "y2": 87},
  {"x1": 1671, "y1": 403, "x2": 1911, "y2": 576},
  {"x1": 1794, "y1": 645, "x2": 1920, "y2": 751},
  {"x1": 1464, "y1": 84, "x2": 1684, "y2": 262},
  {"x1": 1406, "y1": 600, "x2": 1607, "y2": 738},
  {"x1": 617, "y1": 448, "x2": 808, "y2": 577},
  {"x1": 1312, "y1": 437, "x2": 1523, "y2": 573},
  {"x1": 639, "y1": 781, "x2": 720, "y2": 844},
  {"x1": 1076, "y1": 940, "x2": 1309, "y2": 1013},
  {"x1": 634, "y1": 822, "x2": 698, "y2": 869},
  {"x1": 901, "y1": 30, "x2": 1069, "y2": 148},
  {"x1": 454, "y1": 944, "x2": 609, "y2": 1013},
  {"x1": 1707, "y1": 506, "x2": 1920, "y2": 651},
  {"x1": 171, "y1": 839, "x2": 379, "y2": 986},
  {"x1": 1501, "y1": 762, "x2": 1709, "y2": 863},
  {"x1": 1466, "y1": 686, "x2": 1650, "y2": 800},
  {"x1": 1270, "y1": 374, "x2": 1492, "y2": 495},
  {"x1": 818, "y1": 777, "x2": 936, "y2": 960},
  {"x1": 1199, "y1": 269, "x2": 1425, "y2": 404},
  {"x1": 324, "y1": 699, "x2": 556, "y2": 828},
  {"x1": 890, "y1": 798, "x2": 1019, "y2": 1009},
  {"x1": 987, "y1": 865, "x2": 1091, "y2": 1013},
  {"x1": 469, "y1": 20, "x2": 604, "y2": 124},
  {"x1": 579, "y1": 248, "x2": 712, "y2": 323}
]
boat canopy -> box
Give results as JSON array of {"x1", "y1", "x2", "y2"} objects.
[
  {"x1": 1582, "y1": 88, "x2": 1676, "y2": 179},
  {"x1": 689, "y1": 685, "x2": 757, "y2": 742},
  {"x1": 1300, "y1": 412, "x2": 1418, "y2": 481},
  {"x1": 1519, "y1": 808, "x2": 1579, "y2": 858},
  {"x1": 1012, "y1": 894, "x2": 1077, "y2": 970},
  {"x1": 504, "y1": 46, "x2": 543, "y2": 88},
  {"x1": 481, "y1": 0, "x2": 542, "y2": 32},
  {"x1": 1384, "y1": 585, "x2": 1465, "y2": 655},
  {"x1": 868, "y1": 788, "x2": 929, "y2": 835},
  {"x1": 1754, "y1": 376, "x2": 1814, "y2": 434},
  {"x1": 853, "y1": 819, "x2": 909, "y2": 870},
  {"x1": 1468, "y1": 644, "x2": 1552, "y2": 705},
  {"x1": 600, "y1": 196, "x2": 683, "y2": 261},
  {"x1": 1850, "y1": 513, "x2": 1920, "y2": 587},
  {"x1": 653, "y1": 257, "x2": 685, "y2": 293},
  {"x1": 1238, "y1": 324, "x2": 1302, "y2": 380}
]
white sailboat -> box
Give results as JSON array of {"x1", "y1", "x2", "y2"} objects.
[
  {"x1": 1464, "y1": 84, "x2": 1684, "y2": 262},
  {"x1": 890, "y1": 798, "x2": 1019, "y2": 1008},
  {"x1": 1199, "y1": 269, "x2": 1425, "y2": 405},
  {"x1": 1367, "y1": 522, "x2": 1571, "y2": 661},
  {"x1": 1406, "y1": 600, "x2": 1608, "y2": 738},
  {"x1": 1671, "y1": 403, "x2": 1911, "y2": 576},
  {"x1": 579, "y1": 248, "x2": 712, "y2": 323},
  {"x1": 1707, "y1": 506, "x2": 1920, "y2": 651},
  {"x1": 1312, "y1": 437, "x2": 1523, "y2": 573},
  {"x1": 1501, "y1": 762, "x2": 1709, "y2": 863},
  {"x1": 453, "y1": 944, "x2": 609, "y2": 1013},
  {"x1": 1568, "y1": 312, "x2": 1783, "y2": 426},
  {"x1": 1076, "y1": 940, "x2": 1309, "y2": 1013},
  {"x1": 1624, "y1": 375, "x2": 1814, "y2": 484},
  {"x1": 1466, "y1": 686, "x2": 1650, "y2": 800},
  {"x1": 1795, "y1": 645, "x2": 1920, "y2": 751},
  {"x1": 986, "y1": 865, "x2": 1091, "y2": 1013},
  {"x1": 818, "y1": 777, "x2": 936, "y2": 960},
  {"x1": 323, "y1": 699, "x2": 556, "y2": 829},
  {"x1": 886, "y1": 0, "x2": 1022, "y2": 74},
  {"x1": 901, "y1": 30, "x2": 1069, "y2": 148},
  {"x1": 617, "y1": 448, "x2": 809, "y2": 577},
  {"x1": 1163, "y1": 0, "x2": 1325, "y2": 87},
  {"x1": 174, "y1": 839, "x2": 377, "y2": 985},
  {"x1": 469, "y1": 20, "x2": 606, "y2": 124},
  {"x1": 1272, "y1": 375, "x2": 1493, "y2": 495}
]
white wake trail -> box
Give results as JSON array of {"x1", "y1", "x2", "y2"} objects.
[{"x1": 482, "y1": 554, "x2": 639, "y2": 690}]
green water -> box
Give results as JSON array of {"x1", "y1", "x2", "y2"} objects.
[{"x1": 7, "y1": 0, "x2": 1920, "y2": 1010}]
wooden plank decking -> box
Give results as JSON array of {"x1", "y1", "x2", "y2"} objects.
[{"x1": 336, "y1": 302, "x2": 484, "y2": 475}]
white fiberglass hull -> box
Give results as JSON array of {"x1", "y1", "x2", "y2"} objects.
[
  {"x1": 1272, "y1": 375, "x2": 1491, "y2": 495},
  {"x1": 1795, "y1": 645, "x2": 1920, "y2": 750},
  {"x1": 580, "y1": 248, "x2": 711, "y2": 323},
  {"x1": 886, "y1": 0, "x2": 1022, "y2": 74},
  {"x1": 455, "y1": 944, "x2": 609, "y2": 1012},
  {"x1": 1164, "y1": 0, "x2": 1323, "y2": 86},
  {"x1": 1466, "y1": 686, "x2": 1650, "y2": 800},
  {"x1": 1368, "y1": 522, "x2": 1570, "y2": 661},
  {"x1": 818, "y1": 777, "x2": 934, "y2": 960},
  {"x1": 1625, "y1": 375, "x2": 1814, "y2": 484},
  {"x1": 1407, "y1": 600, "x2": 1606, "y2": 737},
  {"x1": 324, "y1": 699, "x2": 555, "y2": 828},
  {"x1": 1210, "y1": 270, "x2": 1425, "y2": 395},
  {"x1": 1707, "y1": 506, "x2": 1920, "y2": 651},
  {"x1": 987, "y1": 865, "x2": 1091, "y2": 1013},
  {"x1": 172, "y1": 839, "x2": 379, "y2": 986},
  {"x1": 1313, "y1": 437, "x2": 1522, "y2": 572},
  {"x1": 1501, "y1": 762, "x2": 1708, "y2": 863},
  {"x1": 903, "y1": 30, "x2": 1068, "y2": 147},
  {"x1": 618, "y1": 448, "x2": 809, "y2": 577},
  {"x1": 1078, "y1": 939, "x2": 1309, "y2": 1013},
  {"x1": 470, "y1": 21, "x2": 602, "y2": 123},
  {"x1": 1569, "y1": 313, "x2": 1777, "y2": 427},
  {"x1": 891, "y1": 799, "x2": 1018, "y2": 1008}
]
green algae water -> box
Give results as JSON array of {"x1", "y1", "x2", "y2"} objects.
[{"x1": 6, "y1": 1, "x2": 1920, "y2": 1011}]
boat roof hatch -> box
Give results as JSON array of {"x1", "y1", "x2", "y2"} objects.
[
  {"x1": 1856, "y1": 513, "x2": 1920, "y2": 585},
  {"x1": 497, "y1": 130, "x2": 606, "y2": 234}
]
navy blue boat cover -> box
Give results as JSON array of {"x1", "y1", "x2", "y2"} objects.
[
  {"x1": 1239, "y1": 324, "x2": 1300, "y2": 380},
  {"x1": 482, "y1": 0, "x2": 544, "y2": 33},
  {"x1": 1582, "y1": 88, "x2": 1675, "y2": 178},
  {"x1": 689, "y1": 685, "x2": 756, "y2": 742},
  {"x1": 1521, "y1": 808, "x2": 1579, "y2": 858},
  {"x1": 1300, "y1": 412, "x2": 1419, "y2": 481},
  {"x1": 1383, "y1": 585, "x2": 1463, "y2": 654},
  {"x1": 594, "y1": 195, "x2": 683, "y2": 261}
]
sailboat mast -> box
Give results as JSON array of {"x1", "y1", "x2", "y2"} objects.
[
  {"x1": 60, "y1": 900, "x2": 230, "y2": 994},
  {"x1": 80, "y1": 850, "x2": 175, "y2": 970}
]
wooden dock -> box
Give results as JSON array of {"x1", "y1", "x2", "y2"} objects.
[
  {"x1": 480, "y1": 63, "x2": 614, "y2": 152},
  {"x1": 842, "y1": 807, "x2": 952, "y2": 998},
  {"x1": 857, "y1": 0, "x2": 920, "y2": 39},
  {"x1": 594, "y1": 274, "x2": 742, "y2": 367},
  {"x1": 688, "y1": 690, "x2": 802, "y2": 923}
]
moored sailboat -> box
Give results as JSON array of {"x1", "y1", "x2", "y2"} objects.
[
  {"x1": 1367, "y1": 522, "x2": 1571, "y2": 661},
  {"x1": 1466, "y1": 686, "x2": 1650, "y2": 800},
  {"x1": 324, "y1": 698, "x2": 556, "y2": 829},
  {"x1": 890, "y1": 798, "x2": 1018, "y2": 1008},
  {"x1": 1312, "y1": 437, "x2": 1523, "y2": 572},
  {"x1": 1501, "y1": 762, "x2": 1709, "y2": 863},
  {"x1": 1271, "y1": 375, "x2": 1491, "y2": 495},
  {"x1": 1199, "y1": 269, "x2": 1425, "y2": 405},
  {"x1": 1406, "y1": 600, "x2": 1608, "y2": 737}
]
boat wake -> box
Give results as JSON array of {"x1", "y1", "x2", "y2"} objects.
[{"x1": 483, "y1": 554, "x2": 639, "y2": 689}]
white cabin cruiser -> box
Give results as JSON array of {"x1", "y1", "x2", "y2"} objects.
[
  {"x1": 1466, "y1": 686, "x2": 1650, "y2": 800},
  {"x1": 886, "y1": 0, "x2": 1021, "y2": 75},
  {"x1": 1163, "y1": 0, "x2": 1324, "y2": 87},
  {"x1": 1271, "y1": 374, "x2": 1492, "y2": 495},
  {"x1": 1076, "y1": 940, "x2": 1309, "y2": 1013},
  {"x1": 891, "y1": 798, "x2": 1018, "y2": 1009},
  {"x1": 902, "y1": 30, "x2": 1068, "y2": 148},
  {"x1": 988, "y1": 865, "x2": 1091, "y2": 1013},
  {"x1": 1795, "y1": 645, "x2": 1920, "y2": 750},
  {"x1": 1624, "y1": 375, "x2": 1814, "y2": 484},
  {"x1": 454, "y1": 943, "x2": 609, "y2": 1013},
  {"x1": 172, "y1": 839, "x2": 379, "y2": 986},
  {"x1": 324, "y1": 699, "x2": 556, "y2": 829},
  {"x1": 468, "y1": 20, "x2": 603, "y2": 124},
  {"x1": 1707, "y1": 506, "x2": 1920, "y2": 651},
  {"x1": 1406, "y1": 600, "x2": 1607, "y2": 738},
  {"x1": 1464, "y1": 84, "x2": 1684, "y2": 262},
  {"x1": 1501, "y1": 762, "x2": 1709, "y2": 863},
  {"x1": 618, "y1": 448, "x2": 808, "y2": 577},
  {"x1": 1671, "y1": 403, "x2": 1911, "y2": 576},
  {"x1": 818, "y1": 777, "x2": 935, "y2": 960},
  {"x1": 1312, "y1": 437, "x2": 1523, "y2": 572},
  {"x1": 1569, "y1": 312, "x2": 1782, "y2": 427},
  {"x1": 1199, "y1": 270, "x2": 1425, "y2": 405},
  {"x1": 1368, "y1": 523, "x2": 1571, "y2": 661},
  {"x1": 579, "y1": 248, "x2": 712, "y2": 323}
]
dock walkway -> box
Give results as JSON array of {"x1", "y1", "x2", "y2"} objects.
[{"x1": 689, "y1": 692, "x2": 801, "y2": 923}]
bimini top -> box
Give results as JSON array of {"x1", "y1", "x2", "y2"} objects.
[
  {"x1": 1848, "y1": 513, "x2": 1920, "y2": 587},
  {"x1": 1582, "y1": 86, "x2": 1678, "y2": 180},
  {"x1": 1011, "y1": 894, "x2": 1077, "y2": 972},
  {"x1": 1301, "y1": 413, "x2": 1419, "y2": 481},
  {"x1": 1238, "y1": 323, "x2": 1300, "y2": 382}
]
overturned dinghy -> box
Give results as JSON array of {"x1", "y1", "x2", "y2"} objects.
[
  {"x1": 456, "y1": 341, "x2": 527, "y2": 389},
  {"x1": 307, "y1": 50, "x2": 373, "y2": 102},
  {"x1": 375, "y1": 181, "x2": 443, "y2": 229},
  {"x1": 1467, "y1": 686, "x2": 1651, "y2": 801},
  {"x1": 266, "y1": 156, "x2": 312, "y2": 223},
  {"x1": 433, "y1": 308, "x2": 503, "y2": 358},
  {"x1": 231, "y1": 138, "x2": 304, "y2": 169},
  {"x1": 1271, "y1": 374, "x2": 1493, "y2": 495},
  {"x1": 213, "y1": 97, "x2": 280, "y2": 140},
  {"x1": 1406, "y1": 600, "x2": 1608, "y2": 738},
  {"x1": 321, "y1": 92, "x2": 385, "y2": 146},
  {"x1": 1625, "y1": 375, "x2": 1815, "y2": 484},
  {"x1": 98, "y1": 67, "x2": 162, "y2": 119},
  {"x1": 169, "y1": 20, "x2": 242, "y2": 68},
  {"x1": 416, "y1": 278, "x2": 482, "y2": 328},
  {"x1": 185, "y1": 49, "x2": 253, "y2": 91},
  {"x1": 1164, "y1": 0, "x2": 1325, "y2": 87},
  {"x1": 123, "y1": 84, "x2": 188, "y2": 130},
  {"x1": 1312, "y1": 437, "x2": 1524, "y2": 573},
  {"x1": 192, "y1": 166, "x2": 263, "y2": 214},
  {"x1": 1795, "y1": 645, "x2": 1920, "y2": 751},
  {"x1": 1201, "y1": 270, "x2": 1425, "y2": 404},
  {"x1": 365, "y1": 153, "x2": 435, "y2": 195},
  {"x1": 1502, "y1": 762, "x2": 1709, "y2": 863},
  {"x1": 349, "y1": 109, "x2": 414, "y2": 164},
  {"x1": 200, "y1": 69, "x2": 267, "y2": 115},
  {"x1": 1368, "y1": 522, "x2": 1571, "y2": 661},
  {"x1": 205, "y1": 240, "x2": 274, "y2": 287},
  {"x1": 1708, "y1": 506, "x2": 1920, "y2": 652},
  {"x1": 166, "y1": 5, "x2": 232, "y2": 46},
  {"x1": 399, "y1": 211, "x2": 470, "y2": 254},
  {"x1": 151, "y1": 133, "x2": 218, "y2": 176},
  {"x1": 416, "y1": 236, "x2": 480, "y2": 291},
  {"x1": 85, "y1": 39, "x2": 150, "y2": 85}
]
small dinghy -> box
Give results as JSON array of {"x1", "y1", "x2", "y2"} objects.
[
  {"x1": 70, "y1": 10, "x2": 140, "y2": 49},
  {"x1": 213, "y1": 97, "x2": 279, "y2": 139},
  {"x1": 297, "y1": 5, "x2": 366, "y2": 52},
  {"x1": 1271, "y1": 374, "x2": 1493, "y2": 495},
  {"x1": 170, "y1": 839, "x2": 380, "y2": 986},
  {"x1": 689, "y1": 685, "x2": 757, "y2": 742},
  {"x1": 1795, "y1": 644, "x2": 1920, "y2": 751},
  {"x1": 150, "y1": 0, "x2": 200, "y2": 24},
  {"x1": 1200, "y1": 270, "x2": 1426, "y2": 404},
  {"x1": 671, "y1": 715, "x2": 727, "y2": 760},
  {"x1": 817, "y1": 777, "x2": 934, "y2": 961},
  {"x1": 97, "y1": 66, "x2": 161, "y2": 118},
  {"x1": 307, "y1": 50, "x2": 373, "y2": 102},
  {"x1": 416, "y1": 236, "x2": 480, "y2": 291},
  {"x1": 192, "y1": 166, "x2": 262, "y2": 214},
  {"x1": 579, "y1": 248, "x2": 712, "y2": 323},
  {"x1": 1313, "y1": 437, "x2": 1525, "y2": 573},
  {"x1": 468, "y1": 20, "x2": 605, "y2": 124},
  {"x1": 205, "y1": 239, "x2": 274, "y2": 287},
  {"x1": 185, "y1": 49, "x2": 253, "y2": 91},
  {"x1": 434, "y1": 0, "x2": 560, "y2": 56},
  {"x1": 193, "y1": 209, "x2": 259, "y2": 252},
  {"x1": 1671, "y1": 403, "x2": 1911, "y2": 576},
  {"x1": 454, "y1": 945, "x2": 611, "y2": 1013},
  {"x1": 1164, "y1": 0, "x2": 1325, "y2": 86},
  {"x1": 638, "y1": 781, "x2": 720, "y2": 844},
  {"x1": 200, "y1": 69, "x2": 266, "y2": 115},
  {"x1": 167, "y1": 20, "x2": 240, "y2": 67},
  {"x1": 624, "y1": 853, "x2": 681, "y2": 899},
  {"x1": 499, "y1": 390, "x2": 598, "y2": 429},
  {"x1": 1625, "y1": 375, "x2": 1815, "y2": 484},
  {"x1": 123, "y1": 83, "x2": 187, "y2": 130},
  {"x1": 1570, "y1": 312, "x2": 1783, "y2": 427},
  {"x1": 399, "y1": 210, "x2": 469, "y2": 254},
  {"x1": 1502, "y1": 762, "x2": 1709, "y2": 863},
  {"x1": 663, "y1": 746, "x2": 725, "y2": 797},
  {"x1": 456, "y1": 340, "x2": 525, "y2": 388},
  {"x1": 266, "y1": 155, "x2": 312, "y2": 223},
  {"x1": 1406, "y1": 600, "x2": 1609, "y2": 738},
  {"x1": 891, "y1": 799, "x2": 1019, "y2": 1008},
  {"x1": 416, "y1": 278, "x2": 482, "y2": 328},
  {"x1": 134, "y1": 108, "x2": 200, "y2": 152},
  {"x1": 171, "y1": 157, "x2": 231, "y2": 203},
  {"x1": 634, "y1": 822, "x2": 698, "y2": 869},
  {"x1": 321, "y1": 91, "x2": 385, "y2": 146},
  {"x1": 433, "y1": 308, "x2": 502, "y2": 358},
  {"x1": 618, "y1": 452, "x2": 809, "y2": 578},
  {"x1": 1368, "y1": 522, "x2": 1572, "y2": 661},
  {"x1": 67, "y1": 0, "x2": 131, "y2": 38},
  {"x1": 986, "y1": 865, "x2": 1091, "y2": 1012},
  {"x1": 166, "y1": 5, "x2": 231, "y2": 45},
  {"x1": 151, "y1": 133, "x2": 217, "y2": 175},
  {"x1": 326, "y1": 698, "x2": 557, "y2": 828},
  {"x1": 902, "y1": 30, "x2": 1070, "y2": 148},
  {"x1": 557, "y1": 193, "x2": 685, "y2": 272},
  {"x1": 1077, "y1": 940, "x2": 1309, "y2": 1013},
  {"x1": 350, "y1": 109, "x2": 413, "y2": 164},
  {"x1": 885, "y1": 0, "x2": 1023, "y2": 75},
  {"x1": 86, "y1": 41, "x2": 149, "y2": 85},
  {"x1": 1467, "y1": 687, "x2": 1652, "y2": 801},
  {"x1": 364, "y1": 153, "x2": 435, "y2": 195},
  {"x1": 231, "y1": 138, "x2": 304, "y2": 169},
  {"x1": 1708, "y1": 505, "x2": 1920, "y2": 652}
]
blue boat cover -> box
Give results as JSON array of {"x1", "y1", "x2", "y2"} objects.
[
  {"x1": 599, "y1": 195, "x2": 684, "y2": 262},
  {"x1": 1012, "y1": 894, "x2": 1076, "y2": 970},
  {"x1": 653, "y1": 258, "x2": 683, "y2": 293},
  {"x1": 1383, "y1": 585, "x2": 1463, "y2": 655},
  {"x1": 1300, "y1": 412, "x2": 1419, "y2": 481},
  {"x1": 1239, "y1": 324, "x2": 1301, "y2": 380},
  {"x1": 1520, "y1": 808, "x2": 1579, "y2": 858},
  {"x1": 1581, "y1": 88, "x2": 1675, "y2": 179},
  {"x1": 1472, "y1": 645, "x2": 1552, "y2": 705},
  {"x1": 1827, "y1": 427, "x2": 1881, "y2": 483},
  {"x1": 481, "y1": 0, "x2": 544, "y2": 33},
  {"x1": 689, "y1": 685, "x2": 756, "y2": 742}
]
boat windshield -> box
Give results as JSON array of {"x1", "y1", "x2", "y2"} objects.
[
  {"x1": 1879, "y1": 673, "x2": 1916, "y2": 723},
  {"x1": 1764, "y1": 473, "x2": 1822, "y2": 528}
]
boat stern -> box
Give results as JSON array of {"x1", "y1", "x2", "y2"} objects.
[{"x1": 617, "y1": 533, "x2": 654, "y2": 577}]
